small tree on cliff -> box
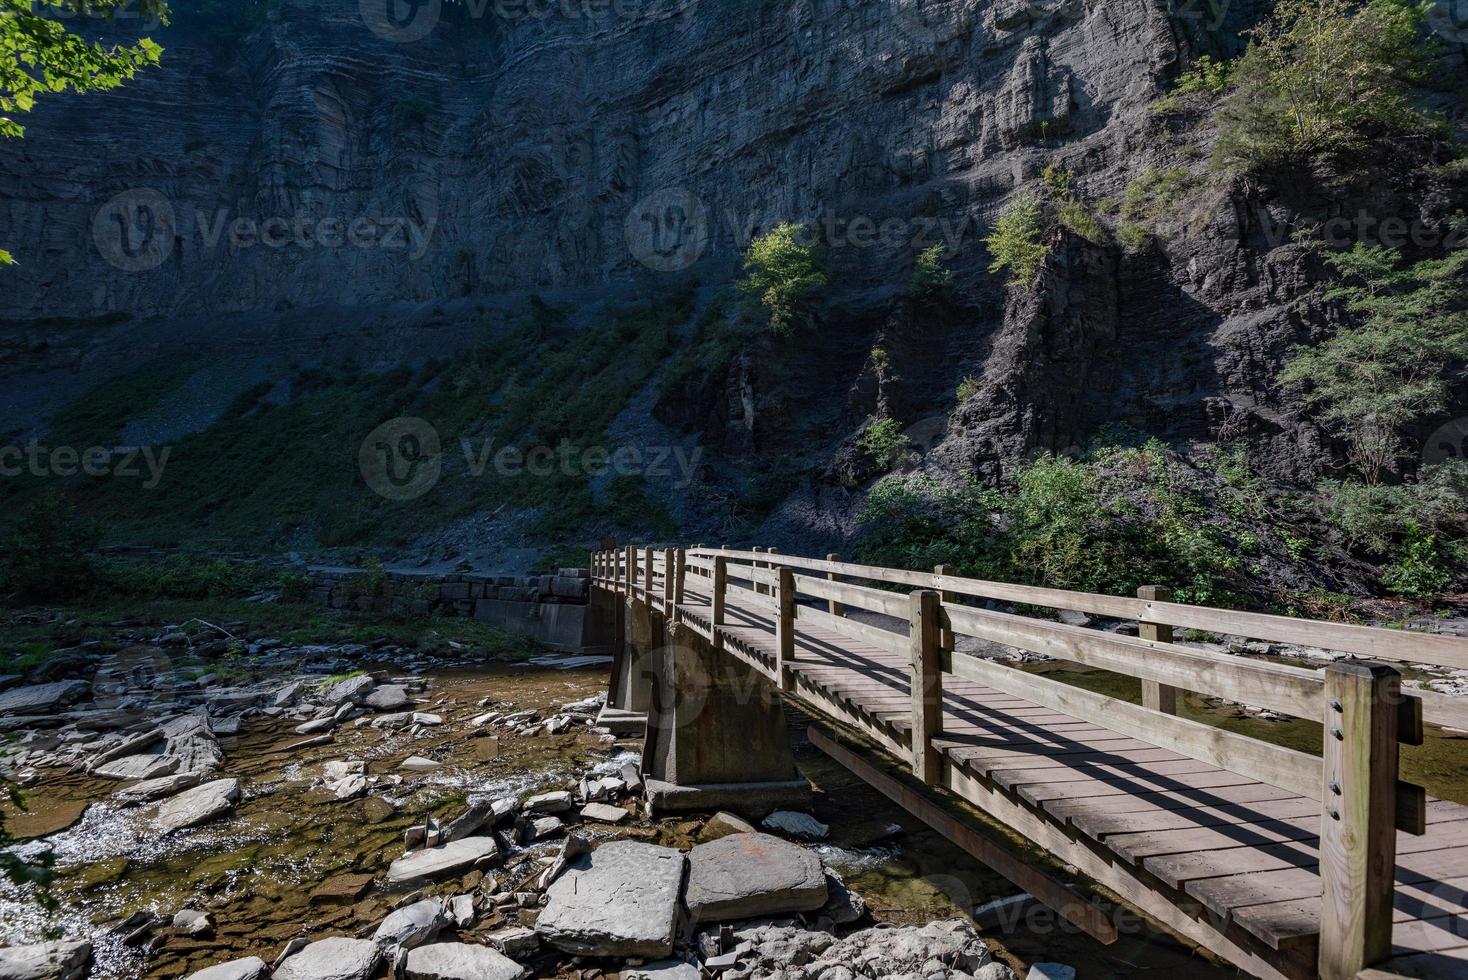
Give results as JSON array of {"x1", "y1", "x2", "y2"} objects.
[
  {"x1": 1281, "y1": 239, "x2": 1468, "y2": 483},
  {"x1": 1213, "y1": 0, "x2": 1436, "y2": 170},
  {"x1": 1, "y1": 0, "x2": 170, "y2": 263},
  {"x1": 738, "y1": 223, "x2": 827, "y2": 337},
  {"x1": 984, "y1": 193, "x2": 1048, "y2": 287}
]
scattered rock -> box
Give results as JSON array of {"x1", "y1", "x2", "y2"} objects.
[
  {"x1": 486, "y1": 927, "x2": 538, "y2": 959},
  {"x1": 364, "y1": 685, "x2": 410, "y2": 710},
  {"x1": 446, "y1": 894, "x2": 475, "y2": 928},
  {"x1": 536, "y1": 840, "x2": 684, "y2": 958},
  {"x1": 273, "y1": 936, "x2": 381, "y2": 980},
  {"x1": 323, "y1": 675, "x2": 375, "y2": 706},
  {"x1": 716, "y1": 919, "x2": 1004, "y2": 980},
  {"x1": 385, "y1": 837, "x2": 500, "y2": 885},
  {"x1": 156, "y1": 778, "x2": 240, "y2": 833},
  {"x1": 402, "y1": 943, "x2": 525, "y2": 980},
  {"x1": 684, "y1": 832, "x2": 828, "y2": 923},
  {"x1": 761, "y1": 810, "x2": 829, "y2": 840},
  {"x1": 822, "y1": 870, "x2": 866, "y2": 925},
  {"x1": 519, "y1": 815, "x2": 563, "y2": 842},
  {"x1": 373, "y1": 898, "x2": 447, "y2": 950},
  {"x1": 524, "y1": 790, "x2": 572, "y2": 814},
  {"x1": 698, "y1": 811, "x2": 756, "y2": 842},
  {"x1": 0, "y1": 681, "x2": 90, "y2": 716},
  {"x1": 579, "y1": 802, "x2": 629, "y2": 824},
  {"x1": 172, "y1": 909, "x2": 214, "y2": 937},
  {"x1": 93, "y1": 753, "x2": 179, "y2": 781},
  {"x1": 623, "y1": 962, "x2": 700, "y2": 980},
  {"x1": 400, "y1": 756, "x2": 440, "y2": 772},
  {"x1": 309, "y1": 873, "x2": 375, "y2": 906},
  {"x1": 183, "y1": 957, "x2": 270, "y2": 980},
  {"x1": 0, "y1": 940, "x2": 91, "y2": 980}
]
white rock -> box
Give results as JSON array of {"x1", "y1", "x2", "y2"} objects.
[
  {"x1": 402, "y1": 943, "x2": 524, "y2": 980},
  {"x1": 0, "y1": 940, "x2": 91, "y2": 980},
  {"x1": 1026, "y1": 965, "x2": 1076, "y2": 980},
  {"x1": 524, "y1": 790, "x2": 572, "y2": 814},
  {"x1": 373, "y1": 898, "x2": 446, "y2": 950},
  {"x1": 579, "y1": 802, "x2": 629, "y2": 825},
  {"x1": 172, "y1": 909, "x2": 213, "y2": 936},
  {"x1": 273, "y1": 936, "x2": 381, "y2": 980},
  {"x1": 183, "y1": 956, "x2": 269, "y2": 980},
  {"x1": 156, "y1": 778, "x2": 240, "y2": 833},
  {"x1": 400, "y1": 756, "x2": 440, "y2": 772},
  {"x1": 535, "y1": 840, "x2": 684, "y2": 958},
  {"x1": 385, "y1": 837, "x2": 500, "y2": 885}
]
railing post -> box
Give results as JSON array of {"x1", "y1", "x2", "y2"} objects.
[
  {"x1": 751, "y1": 546, "x2": 766, "y2": 595},
  {"x1": 1137, "y1": 585, "x2": 1178, "y2": 715},
  {"x1": 934, "y1": 563, "x2": 956, "y2": 656},
  {"x1": 643, "y1": 547, "x2": 654, "y2": 599},
  {"x1": 1319, "y1": 661, "x2": 1401, "y2": 980},
  {"x1": 909, "y1": 589, "x2": 943, "y2": 785},
  {"x1": 625, "y1": 545, "x2": 636, "y2": 595},
  {"x1": 673, "y1": 548, "x2": 686, "y2": 605},
  {"x1": 662, "y1": 547, "x2": 675, "y2": 607},
  {"x1": 826, "y1": 553, "x2": 843, "y2": 617},
  {"x1": 776, "y1": 566, "x2": 796, "y2": 691},
  {"x1": 712, "y1": 555, "x2": 728, "y2": 627}
]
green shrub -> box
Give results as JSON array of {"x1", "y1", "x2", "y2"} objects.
[
  {"x1": 911, "y1": 244, "x2": 952, "y2": 302},
  {"x1": 956, "y1": 375, "x2": 980, "y2": 402},
  {"x1": 1057, "y1": 201, "x2": 1105, "y2": 243},
  {"x1": 278, "y1": 572, "x2": 313, "y2": 604},
  {"x1": 1280, "y1": 243, "x2": 1468, "y2": 482},
  {"x1": 1150, "y1": 55, "x2": 1233, "y2": 114},
  {"x1": 103, "y1": 555, "x2": 258, "y2": 600},
  {"x1": 859, "y1": 418, "x2": 913, "y2": 470},
  {"x1": 1213, "y1": 0, "x2": 1437, "y2": 170},
  {"x1": 985, "y1": 193, "x2": 1048, "y2": 286},
  {"x1": 737, "y1": 223, "x2": 827, "y2": 337},
  {"x1": 1116, "y1": 221, "x2": 1152, "y2": 251},
  {"x1": 0, "y1": 494, "x2": 100, "y2": 603},
  {"x1": 1382, "y1": 523, "x2": 1456, "y2": 598}
]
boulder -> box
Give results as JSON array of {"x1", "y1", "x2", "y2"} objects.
[
  {"x1": 373, "y1": 898, "x2": 447, "y2": 950},
  {"x1": 761, "y1": 810, "x2": 829, "y2": 840},
  {"x1": 486, "y1": 927, "x2": 537, "y2": 959},
  {"x1": 115, "y1": 771, "x2": 202, "y2": 805},
  {"x1": 273, "y1": 937, "x2": 381, "y2": 980},
  {"x1": 579, "y1": 802, "x2": 629, "y2": 824},
  {"x1": 172, "y1": 909, "x2": 214, "y2": 936},
  {"x1": 684, "y1": 833, "x2": 828, "y2": 923},
  {"x1": 400, "y1": 756, "x2": 440, "y2": 771},
  {"x1": 272, "y1": 681, "x2": 304, "y2": 707},
  {"x1": 1026, "y1": 966, "x2": 1076, "y2": 980},
  {"x1": 0, "y1": 940, "x2": 91, "y2": 980},
  {"x1": 93, "y1": 752, "x2": 178, "y2": 781},
  {"x1": 183, "y1": 957, "x2": 269, "y2": 980},
  {"x1": 698, "y1": 811, "x2": 756, "y2": 842},
  {"x1": 0, "y1": 681, "x2": 90, "y2": 715},
  {"x1": 323, "y1": 675, "x2": 375, "y2": 706},
  {"x1": 524, "y1": 790, "x2": 572, "y2": 814},
  {"x1": 535, "y1": 840, "x2": 683, "y2": 958},
  {"x1": 364, "y1": 685, "x2": 410, "y2": 710},
  {"x1": 402, "y1": 943, "x2": 524, "y2": 980},
  {"x1": 385, "y1": 837, "x2": 499, "y2": 885},
  {"x1": 156, "y1": 777, "x2": 240, "y2": 833},
  {"x1": 822, "y1": 870, "x2": 866, "y2": 926}
]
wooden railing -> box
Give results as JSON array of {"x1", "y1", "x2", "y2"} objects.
[{"x1": 593, "y1": 544, "x2": 1468, "y2": 978}]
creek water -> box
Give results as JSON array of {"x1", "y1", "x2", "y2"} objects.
[{"x1": 2, "y1": 663, "x2": 1240, "y2": 979}]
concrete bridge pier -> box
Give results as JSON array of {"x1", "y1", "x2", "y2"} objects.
[
  {"x1": 591, "y1": 585, "x2": 649, "y2": 735},
  {"x1": 638, "y1": 610, "x2": 811, "y2": 818}
]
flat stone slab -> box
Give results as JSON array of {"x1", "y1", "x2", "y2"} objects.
[
  {"x1": 273, "y1": 936, "x2": 381, "y2": 980},
  {"x1": 403, "y1": 943, "x2": 525, "y2": 980},
  {"x1": 385, "y1": 837, "x2": 499, "y2": 885},
  {"x1": 0, "y1": 940, "x2": 91, "y2": 979},
  {"x1": 364, "y1": 685, "x2": 409, "y2": 710},
  {"x1": 115, "y1": 771, "x2": 203, "y2": 805},
  {"x1": 536, "y1": 840, "x2": 684, "y2": 958},
  {"x1": 684, "y1": 832, "x2": 828, "y2": 923},
  {"x1": 155, "y1": 778, "x2": 240, "y2": 833},
  {"x1": 372, "y1": 898, "x2": 446, "y2": 949},
  {"x1": 323, "y1": 675, "x2": 375, "y2": 705},
  {"x1": 579, "y1": 803, "x2": 629, "y2": 825},
  {"x1": 93, "y1": 752, "x2": 179, "y2": 781},
  {"x1": 184, "y1": 956, "x2": 269, "y2": 980},
  {"x1": 0, "y1": 681, "x2": 89, "y2": 716}
]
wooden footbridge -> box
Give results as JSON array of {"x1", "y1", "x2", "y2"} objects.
[{"x1": 591, "y1": 546, "x2": 1468, "y2": 980}]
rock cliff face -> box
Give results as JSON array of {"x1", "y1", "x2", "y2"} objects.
[{"x1": 3, "y1": 0, "x2": 1457, "y2": 562}]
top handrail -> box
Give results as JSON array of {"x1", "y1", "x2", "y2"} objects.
[{"x1": 686, "y1": 547, "x2": 1468, "y2": 672}]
